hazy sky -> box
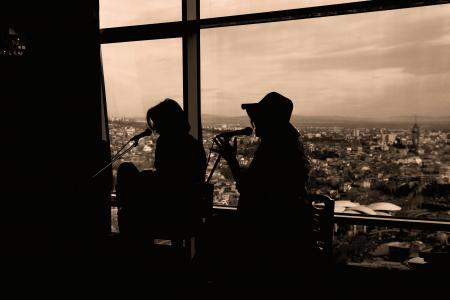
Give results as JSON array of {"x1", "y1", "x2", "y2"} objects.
[{"x1": 101, "y1": 1, "x2": 450, "y2": 118}]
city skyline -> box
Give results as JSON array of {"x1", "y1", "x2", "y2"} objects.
[
  {"x1": 101, "y1": 2, "x2": 450, "y2": 119},
  {"x1": 108, "y1": 117, "x2": 450, "y2": 220},
  {"x1": 110, "y1": 113, "x2": 450, "y2": 123}
]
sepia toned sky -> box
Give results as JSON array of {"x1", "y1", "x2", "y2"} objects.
[{"x1": 101, "y1": 1, "x2": 450, "y2": 118}]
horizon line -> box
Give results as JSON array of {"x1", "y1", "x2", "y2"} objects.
[{"x1": 109, "y1": 114, "x2": 450, "y2": 120}]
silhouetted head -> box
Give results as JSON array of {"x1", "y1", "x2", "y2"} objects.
[
  {"x1": 241, "y1": 92, "x2": 297, "y2": 138},
  {"x1": 146, "y1": 99, "x2": 190, "y2": 135}
]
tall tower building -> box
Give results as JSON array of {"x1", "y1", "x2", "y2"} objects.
[{"x1": 412, "y1": 115, "x2": 420, "y2": 154}]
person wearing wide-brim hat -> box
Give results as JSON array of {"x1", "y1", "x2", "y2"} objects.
[
  {"x1": 213, "y1": 91, "x2": 313, "y2": 283},
  {"x1": 214, "y1": 91, "x2": 309, "y2": 212}
]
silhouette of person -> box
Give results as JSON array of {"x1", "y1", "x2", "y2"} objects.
[
  {"x1": 213, "y1": 92, "x2": 313, "y2": 284},
  {"x1": 116, "y1": 99, "x2": 207, "y2": 243}
]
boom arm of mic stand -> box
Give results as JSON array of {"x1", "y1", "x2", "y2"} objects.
[
  {"x1": 206, "y1": 154, "x2": 221, "y2": 183},
  {"x1": 91, "y1": 141, "x2": 137, "y2": 179},
  {"x1": 111, "y1": 138, "x2": 140, "y2": 161}
]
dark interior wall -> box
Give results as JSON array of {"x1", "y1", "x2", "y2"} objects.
[{"x1": 3, "y1": 2, "x2": 110, "y2": 260}]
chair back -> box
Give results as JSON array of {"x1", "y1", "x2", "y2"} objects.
[
  {"x1": 307, "y1": 194, "x2": 335, "y2": 265},
  {"x1": 151, "y1": 182, "x2": 214, "y2": 238},
  {"x1": 190, "y1": 182, "x2": 214, "y2": 220}
]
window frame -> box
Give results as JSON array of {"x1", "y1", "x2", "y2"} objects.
[{"x1": 100, "y1": 0, "x2": 450, "y2": 231}]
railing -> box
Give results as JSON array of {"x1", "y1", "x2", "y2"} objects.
[
  {"x1": 110, "y1": 191, "x2": 450, "y2": 231},
  {"x1": 212, "y1": 205, "x2": 450, "y2": 231},
  {"x1": 334, "y1": 213, "x2": 450, "y2": 231}
]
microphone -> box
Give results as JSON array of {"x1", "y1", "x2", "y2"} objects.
[
  {"x1": 130, "y1": 128, "x2": 152, "y2": 144},
  {"x1": 216, "y1": 127, "x2": 253, "y2": 139}
]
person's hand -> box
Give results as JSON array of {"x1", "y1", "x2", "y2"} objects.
[
  {"x1": 212, "y1": 136, "x2": 238, "y2": 163},
  {"x1": 212, "y1": 136, "x2": 241, "y2": 181}
]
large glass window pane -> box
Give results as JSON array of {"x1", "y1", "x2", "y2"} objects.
[
  {"x1": 201, "y1": 4, "x2": 450, "y2": 221},
  {"x1": 102, "y1": 39, "x2": 182, "y2": 232},
  {"x1": 102, "y1": 38, "x2": 182, "y2": 182},
  {"x1": 100, "y1": 0, "x2": 181, "y2": 28},
  {"x1": 201, "y1": 0, "x2": 367, "y2": 18}
]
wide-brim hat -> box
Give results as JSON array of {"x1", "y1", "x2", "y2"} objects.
[{"x1": 241, "y1": 91, "x2": 293, "y2": 124}]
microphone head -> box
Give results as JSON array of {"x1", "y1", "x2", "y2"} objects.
[
  {"x1": 217, "y1": 126, "x2": 253, "y2": 138},
  {"x1": 130, "y1": 128, "x2": 153, "y2": 143},
  {"x1": 242, "y1": 127, "x2": 253, "y2": 136},
  {"x1": 143, "y1": 128, "x2": 153, "y2": 136}
]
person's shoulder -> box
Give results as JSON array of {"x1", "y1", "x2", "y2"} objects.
[
  {"x1": 185, "y1": 133, "x2": 203, "y2": 145},
  {"x1": 173, "y1": 133, "x2": 203, "y2": 151}
]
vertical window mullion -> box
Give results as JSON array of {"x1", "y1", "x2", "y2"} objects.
[{"x1": 183, "y1": 0, "x2": 201, "y2": 140}]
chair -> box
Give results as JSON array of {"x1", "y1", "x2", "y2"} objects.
[
  {"x1": 150, "y1": 182, "x2": 214, "y2": 261},
  {"x1": 306, "y1": 194, "x2": 335, "y2": 266},
  {"x1": 117, "y1": 181, "x2": 214, "y2": 263}
]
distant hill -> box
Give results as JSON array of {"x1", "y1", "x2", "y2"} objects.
[
  {"x1": 202, "y1": 114, "x2": 249, "y2": 125},
  {"x1": 291, "y1": 115, "x2": 450, "y2": 127},
  {"x1": 374, "y1": 115, "x2": 450, "y2": 124},
  {"x1": 202, "y1": 114, "x2": 450, "y2": 129},
  {"x1": 112, "y1": 114, "x2": 450, "y2": 129}
]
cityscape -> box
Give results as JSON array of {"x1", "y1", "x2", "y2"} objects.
[
  {"x1": 108, "y1": 115, "x2": 450, "y2": 268},
  {"x1": 109, "y1": 115, "x2": 450, "y2": 219},
  {"x1": 97, "y1": 0, "x2": 450, "y2": 272}
]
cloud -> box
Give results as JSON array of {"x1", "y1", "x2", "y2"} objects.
[
  {"x1": 102, "y1": 39, "x2": 183, "y2": 118},
  {"x1": 201, "y1": 0, "x2": 369, "y2": 18},
  {"x1": 280, "y1": 43, "x2": 450, "y2": 76},
  {"x1": 100, "y1": 0, "x2": 180, "y2": 28},
  {"x1": 101, "y1": 1, "x2": 450, "y2": 118},
  {"x1": 201, "y1": 4, "x2": 450, "y2": 117}
]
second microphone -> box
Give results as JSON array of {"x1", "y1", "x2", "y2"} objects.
[{"x1": 215, "y1": 127, "x2": 253, "y2": 139}]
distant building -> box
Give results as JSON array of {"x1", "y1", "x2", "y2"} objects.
[
  {"x1": 380, "y1": 131, "x2": 396, "y2": 146},
  {"x1": 411, "y1": 116, "x2": 420, "y2": 154},
  {"x1": 398, "y1": 148, "x2": 409, "y2": 157},
  {"x1": 361, "y1": 180, "x2": 371, "y2": 189}
]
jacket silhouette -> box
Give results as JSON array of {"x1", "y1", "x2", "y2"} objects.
[
  {"x1": 213, "y1": 92, "x2": 313, "y2": 282},
  {"x1": 116, "y1": 99, "x2": 206, "y2": 238}
]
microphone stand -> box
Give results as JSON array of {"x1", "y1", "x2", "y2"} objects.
[
  {"x1": 91, "y1": 139, "x2": 140, "y2": 179},
  {"x1": 206, "y1": 137, "x2": 227, "y2": 184},
  {"x1": 206, "y1": 153, "x2": 221, "y2": 184}
]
